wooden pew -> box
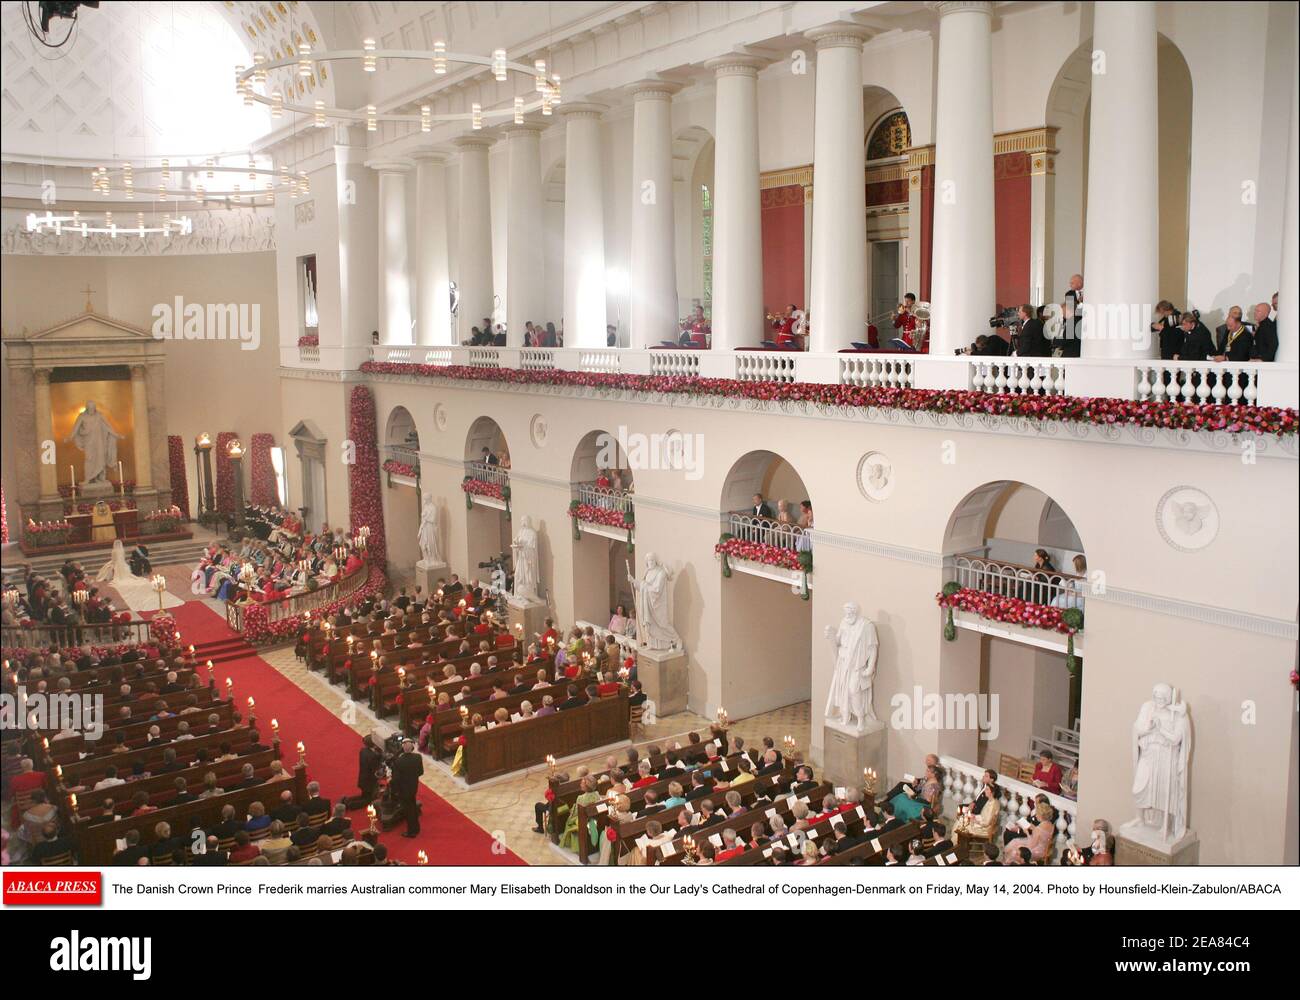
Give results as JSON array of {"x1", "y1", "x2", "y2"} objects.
[
  {"x1": 53, "y1": 724, "x2": 259, "y2": 787},
  {"x1": 817, "y1": 821, "x2": 925, "y2": 866},
  {"x1": 72, "y1": 763, "x2": 308, "y2": 866},
  {"x1": 427, "y1": 679, "x2": 584, "y2": 759},
  {"x1": 68, "y1": 748, "x2": 281, "y2": 813},
  {"x1": 460, "y1": 691, "x2": 630, "y2": 784},
  {"x1": 43, "y1": 700, "x2": 237, "y2": 764}
]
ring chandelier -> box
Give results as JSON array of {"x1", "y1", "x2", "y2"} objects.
[
  {"x1": 234, "y1": 44, "x2": 563, "y2": 131},
  {"x1": 26, "y1": 209, "x2": 194, "y2": 238},
  {"x1": 77, "y1": 159, "x2": 307, "y2": 207}
]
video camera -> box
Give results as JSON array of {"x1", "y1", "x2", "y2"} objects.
[{"x1": 988, "y1": 306, "x2": 1020, "y2": 330}]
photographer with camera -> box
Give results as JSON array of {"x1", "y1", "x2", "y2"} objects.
[
  {"x1": 355, "y1": 733, "x2": 383, "y2": 805},
  {"x1": 1151, "y1": 300, "x2": 1182, "y2": 360}
]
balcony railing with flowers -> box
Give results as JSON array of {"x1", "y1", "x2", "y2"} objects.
[
  {"x1": 947, "y1": 553, "x2": 1083, "y2": 609},
  {"x1": 226, "y1": 558, "x2": 372, "y2": 638},
  {"x1": 725, "y1": 512, "x2": 809, "y2": 552},
  {"x1": 462, "y1": 460, "x2": 510, "y2": 510}
]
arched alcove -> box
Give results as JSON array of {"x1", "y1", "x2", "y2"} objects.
[
  {"x1": 569, "y1": 429, "x2": 636, "y2": 629},
  {"x1": 675, "y1": 126, "x2": 715, "y2": 317}
]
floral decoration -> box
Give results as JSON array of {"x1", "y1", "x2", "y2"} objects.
[
  {"x1": 347, "y1": 385, "x2": 387, "y2": 569},
  {"x1": 937, "y1": 586, "x2": 1084, "y2": 670},
  {"x1": 215, "y1": 431, "x2": 238, "y2": 514},
  {"x1": 382, "y1": 458, "x2": 418, "y2": 479},
  {"x1": 358, "y1": 362, "x2": 1298, "y2": 437},
  {"x1": 249, "y1": 433, "x2": 279, "y2": 506},
  {"x1": 167, "y1": 435, "x2": 190, "y2": 519}
]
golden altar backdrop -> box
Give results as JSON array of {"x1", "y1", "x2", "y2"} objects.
[{"x1": 50, "y1": 378, "x2": 136, "y2": 488}]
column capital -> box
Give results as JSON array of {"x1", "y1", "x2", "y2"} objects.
[
  {"x1": 33, "y1": 366, "x2": 51, "y2": 384},
  {"x1": 500, "y1": 121, "x2": 548, "y2": 139},
  {"x1": 410, "y1": 150, "x2": 449, "y2": 165},
  {"x1": 927, "y1": 0, "x2": 994, "y2": 17},
  {"x1": 626, "y1": 78, "x2": 682, "y2": 102},
  {"x1": 452, "y1": 134, "x2": 496, "y2": 151},
  {"x1": 364, "y1": 158, "x2": 413, "y2": 174},
  {"x1": 130, "y1": 364, "x2": 147, "y2": 380},
  {"x1": 558, "y1": 101, "x2": 608, "y2": 121},
  {"x1": 704, "y1": 53, "x2": 768, "y2": 78},
  {"x1": 804, "y1": 22, "x2": 873, "y2": 49}
]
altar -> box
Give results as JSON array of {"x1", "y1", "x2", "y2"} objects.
[{"x1": 1, "y1": 297, "x2": 174, "y2": 535}]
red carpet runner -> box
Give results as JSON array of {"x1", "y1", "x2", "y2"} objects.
[{"x1": 157, "y1": 601, "x2": 524, "y2": 867}]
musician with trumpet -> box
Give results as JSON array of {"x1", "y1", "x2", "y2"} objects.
[{"x1": 892, "y1": 293, "x2": 919, "y2": 348}]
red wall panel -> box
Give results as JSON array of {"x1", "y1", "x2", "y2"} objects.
[
  {"x1": 993, "y1": 151, "x2": 1031, "y2": 309},
  {"x1": 760, "y1": 184, "x2": 806, "y2": 312}
]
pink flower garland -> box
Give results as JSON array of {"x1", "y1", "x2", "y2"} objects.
[
  {"x1": 1, "y1": 479, "x2": 7, "y2": 544},
  {"x1": 714, "y1": 537, "x2": 803, "y2": 571},
  {"x1": 297, "y1": 333, "x2": 320, "y2": 348},
  {"x1": 215, "y1": 431, "x2": 238, "y2": 514},
  {"x1": 347, "y1": 385, "x2": 387, "y2": 569},
  {"x1": 249, "y1": 433, "x2": 279, "y2": 506},
  {"x1": 570, "y1": 502, "x2": 633, "y2": 529},
  {"x1": 242, "y1": 564, "x2": 388, "y2": 643},
  {"x1": 359, "y1": 362, "x2": 1298, "y2": 437},
  {"x1": 935, "y1": 586, "x2": 1078, "y2": 635},
  {"x1": 167, "y1": 434, "x2": 190, "y2": 520}
]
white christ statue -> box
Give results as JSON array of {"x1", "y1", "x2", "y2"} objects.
[
  {"x1": 824, "y1": 602, "x2": 879, "y2": 732},
  {"x1": 628, "y1": 553, "x2": 680, "y2": 651},
  {"x1": 417, "y1": 495, "x2": 442, "y2": 567},
  {"x1": 1130, "y1": 683, "x2": 1192, "y2": 842},
  {"x1": 510, "y1": 515, "x2": 540, "y2": 603},
  {"x1": 66, "y1": 401, "x2": 124, "y2": 485}
]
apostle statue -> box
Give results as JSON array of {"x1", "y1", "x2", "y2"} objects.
[
  {"x1": 1130, "y1": 683, "x2": 1192, "y2": 841},
  {"x1": 65, "y1": 401, "x2": 124, "y2": 486},
  {"x1": 417, "y1": 495, "x2": 442, "y2": 567},
  {"x1": 628, "y1": 553, "x2": 680, "y2": 651},
  {"x1": 823, "y1": 602, "x2": 879, "y2": 732},
  {"x1": 510, "y1": 515, "x2": 541, "y2": 603}
]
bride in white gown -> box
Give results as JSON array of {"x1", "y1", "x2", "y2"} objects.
[{"x1": 96, "y1": 540, "x2": 183, "y2": 611}]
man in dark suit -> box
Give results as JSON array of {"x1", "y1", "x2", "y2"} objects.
[
  {"x1": 557, "y1": 684, "x2": 584, "y2": 711},
  {"x1": 356, "y1": 734, "x2": 383, "y2": 803},
  {"x1": 1251, "y1": 302, "x2": 1278, "y2": 361},
  {"x1": 1059, "y1": 274, "x2": 1084, "y2": 357},
  {"x1": 271, "y1": 789, "x2": 300, "y2": 824},
  {"x1": 508, "y1": 673, "x2": 531, "y2": 696},
  {"x1": 755, "y1": 749, "x2": 782, "y2": 777},
  {"x1": 1175, "y1": 311, "x2": 1214, "y2": 361},
  {"x1": 876, "y1": 800, "x2": 905, "y2": 834},
  {"x1": 750, "y1": 494, "x2": 774, "y2": 519},
  {"x1": 684, "y1": 772, "x2": 711, "y2": 802},
  {"x1": 392, "y1": 739, "x2": 425, "y2": 837},
  {"x1": 1014, "y1": 304, "x2": 1049, "y2": 357}
]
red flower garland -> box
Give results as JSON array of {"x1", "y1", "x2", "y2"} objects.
[
  {"x1": 461, "y1": 477, "x2": 505, "y2": 501},
  {"x1": 382, "y1": 458, "x2": 418, "y2": 478},
  {"x1": 1, "y1": 479, "x2": 7, "y2": 544},
  {"x1": 215, "y1": 431, "x2": 238, "y2": 514},
  {"x1": 347, "y1": 385, "x2": 387, "y2": 569},
  {"x1": 935, "y1": 586, "x2": 1078, "y2": 635},
  {"x1": 167, "y1": 434, "x2": 190, "y2": 519},
  {"x1": 297, "y1": 333, "x2": 320, "y2": 347},
  {"x1": 714, "y1": 537, "x2": 803, "y2": 571},
  {"x1": 249, "y1": 433, "x2": 279, "y2": 505},
  {"x1": 359, "y1": 362, "x2": 1298, "y2": 437},
  {"x1": 569, "y1": 502, "x2": 633, "y2": 529},
  {"x1": 242, "y1": 564, "x2": 388, "y2": 643}
]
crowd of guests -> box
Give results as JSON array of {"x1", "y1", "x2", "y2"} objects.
[
  {"x1": 1152, "y1": 297, "x2": 1279, "y2": 363},
  {"x1": 191, "y1": 507, "x2": 363, "y2": 603},
  {"x1": 2, "y1": 561, "x2": 129, "y2": 632}
]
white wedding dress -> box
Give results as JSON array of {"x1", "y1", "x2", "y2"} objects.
[{"x1": 96, "y1": 540, "x2": 183, "y2": 612}]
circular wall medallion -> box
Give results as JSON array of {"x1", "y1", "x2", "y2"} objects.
[
  {"x1": 1155, "y1": 486, "x2": 1219, "y2": 552},
  {"x1": 529, "y1": 413, "x2": 548, "y2": 448},
  {"x1": 432, "y1": 403, "x2": 448, "y2": 431},
  {"x1": 856, "y1": 451, "x2": 894, "y2": 502}
]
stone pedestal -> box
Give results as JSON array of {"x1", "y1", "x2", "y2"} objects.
[
  {"x1": 506, "y1": 596, "x2": 549, "y2": 647},
  {"x1": 637, "y1": 645, "x2": 689, "y2": 717},
  {"x1": 822, "y1": 719, "x2": 888, "y2": 792},
  {"x1": 1116, "y1": 822, "x2": 1200, "y2": 866},
  {"x1": 414, "y1": 559, "x2": 448, "y2": 597}
]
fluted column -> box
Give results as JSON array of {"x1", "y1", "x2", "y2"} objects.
[
  {"x1": 1276, "y1": 21, "x2": 1298, "y2": 364},
  {"x1": 560, "y1": 103, "x2": 608, "y2": 349},
  {"x1": 1082, "y1": 1, "x2": 1158, "y2": 358},
  {"x1": 368, "y1": 160, "x2": 414, "y2": 345},
  {"x1": 130, "y1": 365, "x2": 153, "y2": 489},
  {"x1": 806, "y1": 25, "x2": 871, "y2": 353},
  {"x1": 504, "y1": 123, "x2": 545, "y2": 347},
  {"x1": 454, "y1": 136, "x2": 495, "y2": 341},
  {"x1": 627, "y1": 80, "x2": 681, "y2": 348},
  {"x1": 928, "y1": 1, "x2": 995, "y2": 355},
  {"x1": 413, "y1": 152, "x2": 452, "y2": 346},
  {"x1": 706, "y1": 55, "x2": 766, "y2": 351},
  {"x1": 34, "y1": 367, "x2": 56, "y2": 497}
]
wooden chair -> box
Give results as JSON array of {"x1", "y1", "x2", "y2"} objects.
[
  {"x1": 629, "y1": 703, "x2": 645, "y2": 740},
  {"x1": 997, "y1": 754, "x2": 1022, "y2": 780},
  {"x1": 1017, "y1": 761, "x2": 1037, "y2": 784}
]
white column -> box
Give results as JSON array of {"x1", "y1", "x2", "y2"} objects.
[
  {"x1": 806, "y1": 25, "x2": 871, "y2": 353},
  {"x1": 504, "y1": 123, "x2": 545, "y2": 348},
  {"x1": 1081, "y1": 0, "x2": 1158, "y2": 359},
  {"x1": 627, "y1": 80, "x2": 681, "y2": 349},
  {"x1": 706, "y1": 55, "x2": 766, "y2": 351},
  {"x1": 1278, "y1": 21, "x2": 1299, "y2": 364},
  {"x1": 560, "y1": 103, "x2": 608, "y2": 349},
  {"x1": 368, "y1": 160, "x2": 414, "y2": 345},
  {"x1": 928, "y1": 1, "x2": 995, "y2": 356},
  {"x1": 130, "y1": 365, "x2": 153, "y2": 489},
  {"x1": 454, "y1": 136, "x2": 495, "y2": 341},
  {"x1": 413, "y1": 152, "x2": 452, "y2": 346},
  {"x1": 1027, "y1": 133, "x2": 1058, "y2": 307}
]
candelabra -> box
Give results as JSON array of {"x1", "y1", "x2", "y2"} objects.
[
  {"x1": 863, "y1": 767, "x2": 878, "y2": 798},
  {"x1": 150, "y1": 574, "x2": 168, "y2": 611}
]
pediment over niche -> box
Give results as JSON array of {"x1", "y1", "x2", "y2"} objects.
[
  {"x1": 9, "y1": 306, "x2": 152, "y2": 344},
  {"x1": 2, "y1": 305, "x2": 165, "y2": 368},
  {"x1": 288, "y1": 419, "x2": 328, "y2": 445}
]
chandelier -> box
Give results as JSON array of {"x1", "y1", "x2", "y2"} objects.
[
  {"x1": 75, "y1": 157, "x2": 306, "y2": 208},
  {"x1": 235, "y1": 43, "x2": 563, "y2": 131},
  {"x1": 26, "y1": 210, "x2": 193, "y2": 238}
]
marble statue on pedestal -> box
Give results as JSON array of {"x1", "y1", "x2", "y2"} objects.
[
  {"x1": 510, "y1": 515, "x2": 541, "y2": 603},
  {"x1": 628, "y1": 552, "x2": 680, "y2": 651},
  {"x1": 417, "y1": 495, "x2": 442, "y2": 566},
  {"x1": 66, "y1": 401, "x2": 124, "y2": 486},
  {"x1": 1130, "y1": 683, "x2": 1191, "y2": 841},
  {"x1": 824, "y1": 602, "x2": 879, "y2": 732}
]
